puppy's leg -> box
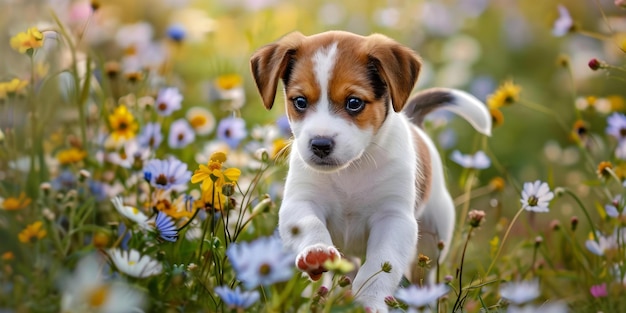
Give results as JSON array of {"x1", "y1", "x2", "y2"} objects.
[
  {"x1": 412, "y1": 188, "x2": 455, "y2": 284},
  {"x1": 352, "y1": 209, "x2": 418, "y2": 312},
  {"x1": 279, "y1": 201, "x2": 339, "y2": 281}
]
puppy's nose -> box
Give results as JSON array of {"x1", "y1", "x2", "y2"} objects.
[{"x1": 310, "y1": 137, "x2": 334, "y2": 158}]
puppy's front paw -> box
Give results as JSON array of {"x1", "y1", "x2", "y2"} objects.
[{"x1": 296, "y1": 244, "x2": 340, "y2": 281}]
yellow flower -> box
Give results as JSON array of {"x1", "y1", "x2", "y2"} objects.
[
  {"x1": 153, "y1": 191, "x2": 194, "y2": 220},
  {"x1": 57, "y1": 147, "x2": 88, "y2": 165},
  {"x1": 215, "y1": 74, "x2": 242, "y2": 90},
  {"x1": 490, "y1": 108, "x2": 504, "y2": 127},
  {"x1": 1, "y1": 251, "x2": 14, "y2": 261},
  {"x1": 487, "y1": 80, "x2": 522, "y2": 109},
  {"x1": 489, "y1": 177, "x2": 506, "y2": 192},
  {"x1": 597, "y1": 161, "x2": 614, "y2": 180},
  {"x1": 191, "y1": 152, "x2": 241, "y2": 211},
  {"x1": 3, "y1": 78, "x2": 28, "y2": 94},
  {"x1": 1, "y1": 192, "x2": 32, "y2": 210},
  {"x1": 108, "y1": 105, "x2": 138, "y2": 142},
  {"x1": 18, "y1": 221, "x2": 47, "y2": 243},
  {"x1": 489, "y1": 235, "x2": 500, "y2": 259},
  {"x1": 272, "y1": 138, "x2": 289, "y2": 159},
  {"x1": 10, "y1": 27, "x2": 44, "y2": 54}
]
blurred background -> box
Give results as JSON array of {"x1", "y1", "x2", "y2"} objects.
[{"x1": 1, "y1": 0, "x2": 626, "y2": 306}]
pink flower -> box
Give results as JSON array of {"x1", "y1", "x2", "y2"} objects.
[{"x1": 590, "y1": 283, "x2": 608, "y2": 298}]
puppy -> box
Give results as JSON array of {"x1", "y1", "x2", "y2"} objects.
[{"x1": 250, "y1": 31, "x2": 491, "y2": 312}]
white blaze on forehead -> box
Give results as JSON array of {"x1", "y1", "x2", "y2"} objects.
[{"x1": 311, "y1": 42, "x2": 339, "y2": 111}]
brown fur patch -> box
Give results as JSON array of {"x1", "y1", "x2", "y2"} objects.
[
  {"x1": 283, "y1": 32, "x2": 391, "y2": 131},
  {"x1": 411, "y1": 126, "x2": 432, "y2": 205}
]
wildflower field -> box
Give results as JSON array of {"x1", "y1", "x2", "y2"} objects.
[{"x1": 1, "y1": 0, "x2": 626, "y2": 312}]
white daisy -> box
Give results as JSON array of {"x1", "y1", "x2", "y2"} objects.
[
  {"x1": 108, "y1": 249, "x2": 163, "y2": 278},
  {"x1": 499, "y1": 279, "x2": 540, "y2": 305},
  {"x1": 111, "y1": 196, "x2": 149, "y2": 228},
  {"x1": 520, "y1": 180, "x2": 554, "y2": 212},
  {"x1": 186, "y1": 106, "x2": 216, "y2": 135},
  {"x1": 395, "y1": 283, "x2": 449, "y2": 309},
  {"x1": 60, "y1": 254, "x2": 146, "y2": 313},
  {"x1": 507, "y1": 302, "x2": 568, "y2": 313}
]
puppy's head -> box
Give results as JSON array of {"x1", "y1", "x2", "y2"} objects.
[{"x1": 250, "y1": 31, "x2": 421, "y2": 172}]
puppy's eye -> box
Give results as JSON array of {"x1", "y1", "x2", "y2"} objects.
[
  {"x1": 346, "y1": 97, "x2": 365, "y2": 113},
  {"x1": 293, "y1": 96, "x2": 308, "y2": 111}
]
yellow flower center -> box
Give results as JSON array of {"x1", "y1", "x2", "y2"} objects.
[
  {"x1": 190, "y1": 115, "x2": 207, "y2": 128},
  {"x1": 215, "y1": 74, "x2": 242, "y2": 90},
  {"x1": 88, "y1": 285, "x2": 110, "y2": 307}
]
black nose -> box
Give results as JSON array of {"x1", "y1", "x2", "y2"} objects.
[{"x1": 310, "y1": 137, "x2": 334, "y2": 158}]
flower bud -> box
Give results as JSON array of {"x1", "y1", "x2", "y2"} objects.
[
  {"x1": 571, "y1": 216, "x2": 579, "y2": 231},
  {"x1": 381, "y1": 262, "x2": 393, "y2": 273},
  {"x1": 588, "y1": 58, "x2": 607, "y2": 71},
  {"x1": 468, "y1": 209, "x2": 486, "y2": 228}
]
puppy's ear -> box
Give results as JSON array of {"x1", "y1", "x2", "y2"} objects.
[
  {"x1": 366, "y1": 34, "x2": 421, "y2": 112},
  {"x1": 250, "y1": 32, "x2": 305, "y2": 110}
]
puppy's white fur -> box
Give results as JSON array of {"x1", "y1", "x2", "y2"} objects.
[{"x1": 250, "y1": 31, "x2": 491, "y2": 312}]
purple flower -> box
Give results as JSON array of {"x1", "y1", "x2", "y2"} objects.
[
  {"x1": 276, "y1": 115, "x2": 292, "y2": 137},
  {"x1": 590, "y1": 283, "x2": 608, "y2": 298},
  {"x1": 450, "y1": 150, "x2": 491, "y2": 169},
  {"x1": 226, "y1": 235, "x2": 294, "y2": 289},
  {"x1": 137, "y1": 123, "x2": 163, "y2": 149},
  {"x1": 552, "y1": 5, "x2": 574, "y2": 37},
  {"x1": 214, "y1": 286, "x2": 260, "y2": 310},
  {"x1": 168, "y1": 119, "x2": 195, "y2": 149},
  {"x1": 143, "y1": 157, "x2": 191, "y2": 192},
  {"x1": 606, "y1": 112, "x2": 626, "y2": 142},
  {"x1": 217, "y1": 117, "x2": 247, "y2": 149},
  {"x1": 155, "y1": 87, "x2": 183, "y2": 116}
]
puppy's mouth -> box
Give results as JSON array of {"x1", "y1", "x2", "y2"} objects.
[{"x1": 307, "y1": 157, "x2": 343, "y2": 171}]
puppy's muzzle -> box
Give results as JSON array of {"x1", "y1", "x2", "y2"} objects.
[{"x1": 309, "y1": 137, "x2": 334, "y2": 158}]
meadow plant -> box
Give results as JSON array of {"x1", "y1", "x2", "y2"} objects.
[{"x1": 1, "y1": 1, "x2": 626, "y2": 312}]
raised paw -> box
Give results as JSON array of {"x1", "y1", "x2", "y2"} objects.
[{"x1": 296, "y1": 244, "x2": 340, "y2": 281}]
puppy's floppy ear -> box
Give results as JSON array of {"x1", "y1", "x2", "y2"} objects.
[
  {"x1": 366, "y1": 34, "x2": 421, "y2": 112},
  {"x1": 250, "y1": 32, "x2": 306, "y2": 110}
]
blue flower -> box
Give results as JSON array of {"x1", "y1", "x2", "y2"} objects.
[
  {"x1": 143, "y1": 158, "x2": 191, "y2": 192},
  {"x1": 168, "y1": 118, "x2": 195, "y2": 149},
  {"x1": 217, "y1": 117, "x2": 247, "y2": 149},
  {"x1": 137, "y1": 123, "x2": 163, "y2": 150},
  {"x1": 226, "y1": 235, "x2": 294, "y2": 289},
  {"x1": 606, "y1": 112, "x2": 626, "y2": 142},
  {"x1": 52, "y1": 170, "x2": 77, "y2": 191},
  {"x1": 155, "y1": 87, "x2": 183, "y2": 116},
  {"x1": 214, "y1": 286, "x2": 260, "y2": 310},
  {"x1": 166, "y1": 23, "x2": 186, "y2": 42},
  {"x1": 450, "y1": 150, "x2": 491, "y2": 169},
  {"x1": 153, "y1": 211, "x2": 178, "y2": 242}
]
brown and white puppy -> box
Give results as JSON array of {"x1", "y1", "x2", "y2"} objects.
[{"x1": 250, "y1": 31, "x2": 491, "y2": 312}]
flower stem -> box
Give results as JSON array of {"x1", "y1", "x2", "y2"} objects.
[
  {"x1": 485, "y1": 206, "x2": 524, "y2": 277},
  {"x1": 562, "y1": 189, "x2": 598, "y2": 242},
  {"x1": 452, "y1": 226, "x2": 474, "y2": 312}
]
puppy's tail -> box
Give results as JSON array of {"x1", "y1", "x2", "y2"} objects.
[{"x1": 404, "y1": 88, "x2": 492, "y2": 136}]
